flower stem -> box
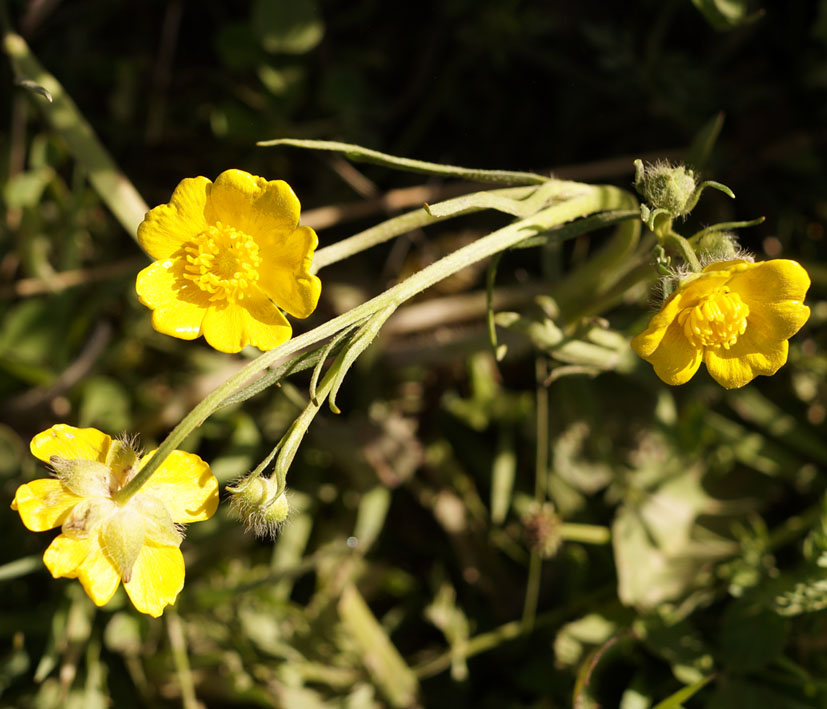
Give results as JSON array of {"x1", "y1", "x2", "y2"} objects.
[
  {"x1": 312, "y1": 184, "x2": 554, "y2": 271},
  {"x1": 663, "y1": 230, "x2": 702, "y2": 272},
  {"x1": 114, "y1": 183, "x2": 632, "y2": 503}
]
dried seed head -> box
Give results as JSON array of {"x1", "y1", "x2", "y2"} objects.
[{"x1": 522, "y1": 503, "x2": 562, "y2": 558}]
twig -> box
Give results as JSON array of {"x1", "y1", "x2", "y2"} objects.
[{"x1": 0, "y1": 257, "x2": 142, "y2": 297}]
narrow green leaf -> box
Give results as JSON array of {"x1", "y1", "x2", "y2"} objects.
[
  {"x1": 509, "y1": 209, "x2": 640, "y2": 250},
  {"x1": 338, "y1": 584, "x2": 419, "y2": 707},
  {"x1": 684, "y1": 112, "x2": 725, "y2": 170},
  {"x1": 309, "y1": 323, "x2": 361, "y2": 405},
  {"x1": 258, "y1": 138, "x2": 548, "y2": 185},
  {"x1": 2, "y1": 32, "x2": 149, "y2": 240},
  {"x1": 486, "y1": 252, "x2": 505, "y2": 360},
  {"x1": 328, "y1": 304, "x2": 397, "y2": 414},
  {"x1": 651, "y1": 674, "x2": 715, "y2": 709},
  {"x1": 490, "y1": 429, "x2": 516, "y2": 525},
  {"x1": 353, "y1": 486, "x2": 392, "y2": 552},
  {"x1": 0, "y1": 556, "x2": 42, "y2": 582}
]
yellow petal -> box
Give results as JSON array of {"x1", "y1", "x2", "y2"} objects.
[
  {"x1": 137, "y1": 176, "x2": 211, "y2": 260},
  {"x1": 12, "y1": 479, "x2": 82, "y2": 532},
  {"x1": 745, "y1": 300, "x2": 811, "y2": 343},
  {"x1": 631, "y1": 271, "x2": 731, "y2": 358},
  {"x1": 258, "y1": 225, "x2": 322, "y2": 318},
  {"x1": 207, "y1": 169, "x2": 300, "y2": 241},
  {"x1": 240, "y1": 291, "x2": 293, "y2": 350},
  {"x1": 138, "y1": 449, "x2": 219, "y2": 523},
  {"x1": 43, "y1": 534, "x2": 91, "y2": 577},
  {"x1": 701, "y1": 258, "x2": 750, "y2": 274},
  {"x1": 200, "y1": 299, "x2": 292, "y2": 353},
  {"x1": 123, "y1": 544, "x2": 185, "y2": 617},
  {"x1": 639, "y1": 320, "x2": 703, "y2": 386},
  {"x1": 201, "y1": 302, "x2": 245, "y2": 353},
  {"x1": 76, "y1": 533, "x2": 122, "y2": 607},
  {"x1": 704, "y1": 330, "x2": 789, "y2": 390},
  {"x1": 30, "y1": 425, "x2": 111, "y2": 466},
  {"x1": 136, "y1": 261, "x2": 210, "y2": 339},
  {"x1": 728, "y1": 259, "x2": 811, "y2": 305}
]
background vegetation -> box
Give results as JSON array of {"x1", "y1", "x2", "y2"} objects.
[{"x1": 1, "y1": 0, "x2": 826, "y2": 706}]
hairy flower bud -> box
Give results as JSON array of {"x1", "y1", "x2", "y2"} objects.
[
  {"x1": 634, "y1": 159, "x2": 735, "y2": 232},
  {"x1": 696, "y1": 231, "x2": 740, "y2": 262},
  {"x1": 228, "y1": 475, "x2": 290, "y2": 539},
  {"x1": 635, "y1": 160, "x2": 697, "y2": 217}
]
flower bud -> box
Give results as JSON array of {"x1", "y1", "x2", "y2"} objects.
[
  {"x1": 635, "y1": 160, "x2": 697, "y2": 218},
  {"x1": 228, "y1": 475, "x2": 289, "y2": 539},
  {"x1": 696, "y1": 231, "x2": 740, "y2": 262}
]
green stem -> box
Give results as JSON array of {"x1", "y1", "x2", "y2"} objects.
[
  {"x1": 312, "y1": 185, "x2": 546, "y2": 271},
  {"x1": 272, "y1": 371, "x2": 337, "y2": 495},
  {"x1": 521, "y1": 550, "x2": 543, "y2": 630},
  {"x1": 313, "y1": 207, "x2": 440, "y2": 272},
  {"x1": 114, "y1": 184, "x2": 631, "y2": 504},
  {"x1": 560, "y1": 523, "x2": 611, "y2": 545},
  {"x1": 688, "y1": 216, "x2": 765, "y2": 245},
  {"x1": 414, "y1": 586, "x2": 612, "y2": 679},
  {"x1": 165, "y1": 608, "x2": 200, "y2": 709},
  {"x1": 663, "y1": 231, "x2": 702, "y2": 272}
]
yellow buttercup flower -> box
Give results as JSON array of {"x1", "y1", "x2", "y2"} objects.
[
  {"x1": 632, "y1": 259, "x2": 810, "y2": 389},
  {"x1": 136, "y1": 169, "x2": 322, "y2": 353},
  {"x1": 12, "y1": 425, "x2": 218, "y2": 617}
]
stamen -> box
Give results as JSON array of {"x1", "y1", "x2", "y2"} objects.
[
  {"x1": 181, "y1": 222, "x2": 261, "y2": 302},
  {"x1": 678, "y1": 287, "x2": 750, "y2": 350}
]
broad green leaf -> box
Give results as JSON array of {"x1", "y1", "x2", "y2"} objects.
[
  {"x1": 718, "y1": 601, "x2": 787, "y2": 671},
  {"x1": 252, "y1": 0, "x2": 324, "y2": 54},
  {"x1": 709, "y1": 678, "x2": 814, "y2": 709},
  {"x1": 691, "y1": 0, "x2": 760, "y2": 30},
  {"x1": 77, "y1": 376, "x2": 131, "y2": 432}
]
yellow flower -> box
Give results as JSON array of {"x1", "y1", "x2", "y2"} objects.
[
  {"x1": 136, "y1": 169, "x2": 322, "y2": 353},
  {"x1": 632, "y1": 259, "x2": 810, "y2": 389},
  {"x1": 11, "y1": 425, "x2": 218, "y2": 617}
]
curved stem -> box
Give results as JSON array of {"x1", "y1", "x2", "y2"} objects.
[
  {"x1": 663, "y1": 231, "x2": 702, "y2": 272},
  {"x1": 312, "y1": 185, "x2": 552, "y2": 272}
]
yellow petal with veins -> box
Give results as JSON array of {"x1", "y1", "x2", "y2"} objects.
[
  {"x1": 30, "y1": 425, "x2": 111, "y2": 466},
  {"x1": 207, "y1": 169, "x2": 300, "y2": 240},
  {"x1": 76, "y1": 533, "x2": 122, "y2": 607},
  {"x1": 124, "y1": 544, "x2": 185, "y2": 618},
  {"x1": 137, "y1": 176, "x2": 211, "y2": 260},
  {"x1": 12, "y1": 479, "x2": 81, "y2": 532},
  {"x1": 43, "y1": 534, "x2": 91, "y2": 577},
  {"x1": 258, "y1": 225, "x2": 322, "y2": 318},
  {"x1": 138, "y1": 449, "x2": 219, "y2": 523}
]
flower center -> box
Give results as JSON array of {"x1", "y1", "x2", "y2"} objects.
[
  {"x1": 182, "y1": 222, "x2": 261, "y2": 302},
  {"x1": 677, "y1": 286, "x2": 750, "y2": 350}
]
